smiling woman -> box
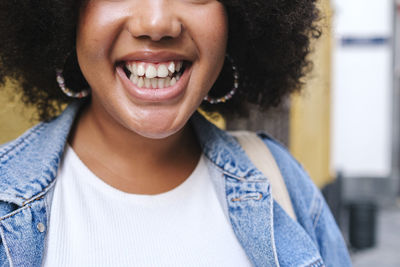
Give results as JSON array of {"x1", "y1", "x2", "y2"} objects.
[
  {"x1": 0, "y1": 0, "x2": 351, "y2": 266},
  {"x1": 75, "y1": 0, "x2": 228, "y2": 139}
]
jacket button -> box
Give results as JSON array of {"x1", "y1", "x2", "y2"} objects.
[{"x1": 37, "y1": 223, "x2": 46, "y2": 233}]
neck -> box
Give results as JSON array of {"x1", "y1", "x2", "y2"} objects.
[{"x1": 69, "y1": 103, "x2": 201, "y2": 195}]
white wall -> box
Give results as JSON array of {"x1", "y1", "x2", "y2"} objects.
[{"x1": 332, "y1": 0, "x2": 393, "y2": 177}]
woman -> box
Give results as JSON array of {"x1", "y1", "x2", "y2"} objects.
[{"x1": 0, "y1": 0, "x2": 351, "y2": 266}]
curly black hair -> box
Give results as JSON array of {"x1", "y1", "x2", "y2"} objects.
[{"x1": 0, "y1": 0, "x2": 320, "y2": 121}]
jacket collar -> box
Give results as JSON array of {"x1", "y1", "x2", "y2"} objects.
[
  {"x1": 0, "y1": 101, "x2": 80, "y2": 206},
  {"x1": 191, "y1": 112, "x2": 268, "y2": 182}
]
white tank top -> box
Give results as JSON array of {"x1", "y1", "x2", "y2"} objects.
[{"x1": 42, "y1": 145, "x2": 251, "y2": 266}]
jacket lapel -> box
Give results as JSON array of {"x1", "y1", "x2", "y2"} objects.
[
  {"x1": 191, "y1": 112, "x2": 324, "y2": 267},
  {"x1": 192, "y1": 113, "x2": 279, "y2": 266}
]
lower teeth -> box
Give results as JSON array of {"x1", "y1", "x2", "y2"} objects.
[
  {"x1": 129, "y1": 71, "x2": 182, "y2": 89},
  {"x1": 130, "y1": 76, "x2": 179, "y2": 89}
]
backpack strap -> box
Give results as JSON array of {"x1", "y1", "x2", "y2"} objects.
[{"x1": 230, "y1": 131, "x2": 297, "y2": 221}]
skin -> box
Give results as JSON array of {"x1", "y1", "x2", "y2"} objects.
[{"x1": 70, "y1": 0, "x2": 229, "y2": 194}]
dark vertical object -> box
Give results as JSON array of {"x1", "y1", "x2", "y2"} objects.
[{"x1": 348, "y1": 202, "x2": 377, "y2": 249}]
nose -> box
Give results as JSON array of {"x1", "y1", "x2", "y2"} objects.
[{"x1": 127, "y1": 0, "x2": 182, "y2": 41}]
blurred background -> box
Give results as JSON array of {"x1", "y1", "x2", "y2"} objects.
[{"x1": 1, "y1": 0, "x2": 399, "y2": 266}]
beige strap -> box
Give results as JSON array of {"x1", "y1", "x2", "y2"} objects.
[{"x1": 230, "y1": 131, "x2": 297, "y2": 221}]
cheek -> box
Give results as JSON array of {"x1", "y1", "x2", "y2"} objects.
[
  {"x1": 197, "y1": 6, "x2": 228, "y2": 57},
  {"x1": 76, "y1": 3, "x2": 124, "y2": 65},
  {"x1": 188, "y1": 4, "x2": 228, "y2": 82},
  {"x1": 206, "y1": 9, "x2": 229, "y2": 87}
]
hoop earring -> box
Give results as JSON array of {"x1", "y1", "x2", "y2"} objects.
[
  {"x1": 56, "y1": 68, "x2": 90, "y2": 98},
  {"x1": 203, "y1": 55, "x2": 239, "y2": 104}
]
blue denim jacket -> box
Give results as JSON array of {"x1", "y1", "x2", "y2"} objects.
[{"x1": 0, "y1": 102, "x2": 351, "y2": 267}]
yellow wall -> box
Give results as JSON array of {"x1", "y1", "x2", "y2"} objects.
[
  {"x1": 0, "y1": 81, "x2": 36, "y2": 144},
  {"x1": 289, "y1": 0, "x2": 333, "y2": 188}
]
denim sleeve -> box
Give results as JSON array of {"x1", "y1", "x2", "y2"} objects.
[
  {"x1": 311, "y1": 189, "x2": 352, "y2": 267},
  {"x1": 259, "y1": 134, "x2": 352, "y2": 267}
]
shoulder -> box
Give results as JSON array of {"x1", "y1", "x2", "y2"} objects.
[
  {"x1": 220, "y1": 130, "x2": 350, "y2": 265},
  {"x1": 258, "y1": 133, "x2": 351, "y2": 266},
  {"x1": 256, "y1": 133, "x2": 325, "y2": 234},
  {"x1": 258, "y1": 133, "x2": 304, "y2": 171},
  {"x1": 0, "y1": 122, "x2": 47, "y2": 163},
  {"x1": 257, "y1": 132, "x2": 312, "y2": 193},
  {"x1": 0, "y1": 101, "x2": 81, "y2": 164},
  {"x1": 0, "y1": 101, "x2": 82, "y2": 158},
  {"x1": 0, "y1": 102, "x2": 80, "y2": 209}
]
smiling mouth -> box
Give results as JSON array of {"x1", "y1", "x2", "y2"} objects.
[{"x1": 121, "y1": 60, "x2": 189, "y2": 89}]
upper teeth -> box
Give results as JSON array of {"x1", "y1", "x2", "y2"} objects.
[
  {"x1": 126, "y1": 61, "x2": 183, "y2": 79},
  {"x1": 126, "y1": 61, "x2": 183, "y2": 89}
]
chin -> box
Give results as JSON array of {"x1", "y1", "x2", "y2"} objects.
[
  {"x1": 132, "y1": 126, "x2": 180, "y2": 139},
  {"x1": 126, "y1": 114, "x2": 189, "y2": 140},
  {"x1": 105, "y1": 94, "x2": 196, "y2": 140}
]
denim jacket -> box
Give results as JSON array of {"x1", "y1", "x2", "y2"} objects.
[{"x1": 0, "y1": 102, "x2": 351, "y2": 267}]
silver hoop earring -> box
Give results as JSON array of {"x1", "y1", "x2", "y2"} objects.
[
  {"x1": 204, "y1": 55, "x2": 239, "y2": 104},
  {"x1": 56, "y1": 68, "x2": 90, "y2": 98}
]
